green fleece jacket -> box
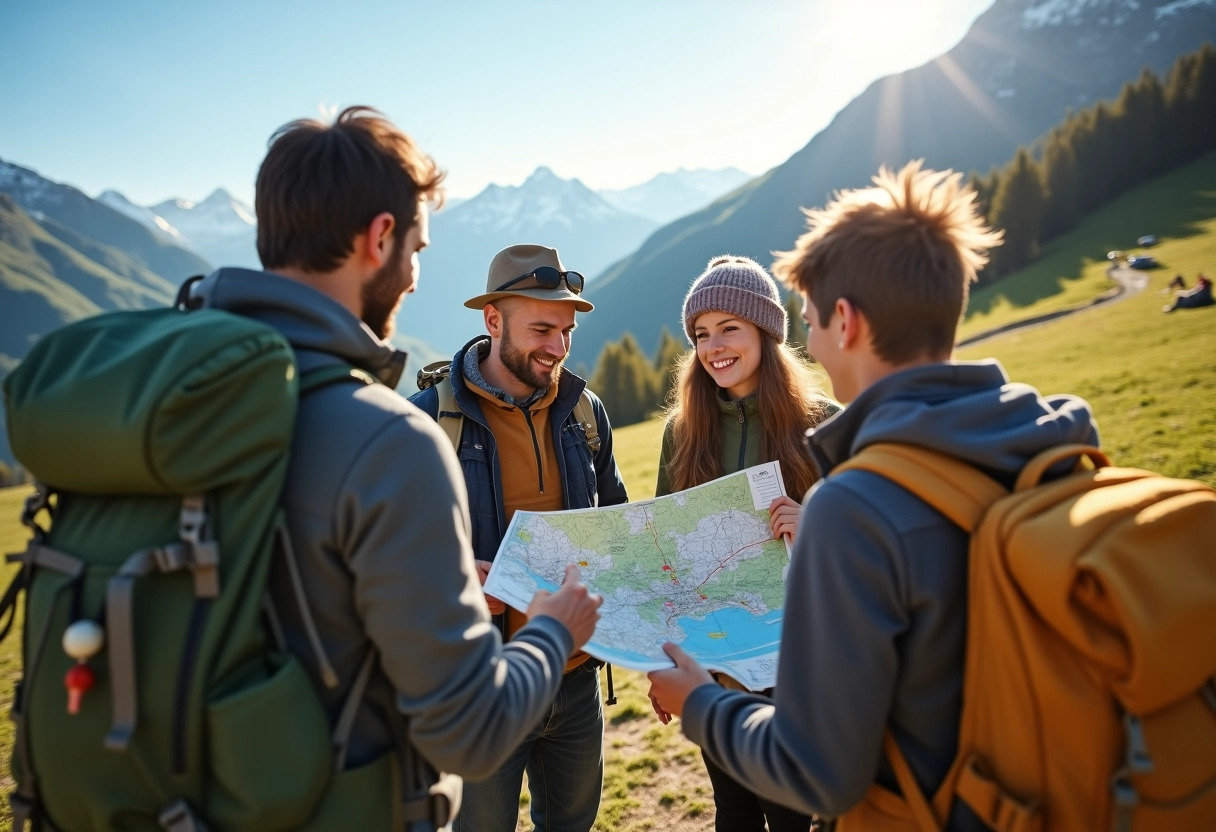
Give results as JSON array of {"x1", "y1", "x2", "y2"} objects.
[{"x1": 655, "y1": 393, "x2": 839, "y2": 498}]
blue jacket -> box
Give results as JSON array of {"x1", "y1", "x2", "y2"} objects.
[{"x1": 409, "y1": 336, "x2": 629, "y2": 564}]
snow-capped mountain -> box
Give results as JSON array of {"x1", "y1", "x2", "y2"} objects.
[
  {"x1": 144, "y1": 189, "x2": 260, "y2": 268},
  {"x1": 599, "y1": 167, "x2": 753, "y2": 224},
  {"x1": 97, "y1": 189, "x2": 185, "y2": 245},
  {"x1": 572, "y1": 0, "x2": 1216, "y2": 366},
  {"x1": 395, "y1": 166, "x2": 660, "y2": 356},
  {"x1": 95, "y1": 187, "x2": 260, "y2": 268},
  {"x1": 447, "y1": 166, "x2": 648, "y2": 233},
  {"x1": 0, "y1": 158, "x2": 212, "y2": 281}
]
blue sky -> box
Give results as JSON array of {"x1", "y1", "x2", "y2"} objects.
[{"x1": 1, "y1": 0, "x2": 993, "y2": 205}]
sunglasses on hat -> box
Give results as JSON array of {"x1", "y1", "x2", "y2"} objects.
[{"x1": 493, "y1": 266, "x2": 585, "y2": 295}]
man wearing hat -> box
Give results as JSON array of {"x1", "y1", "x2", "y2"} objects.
[{"x1": 411, "y1": 243, "x2": 628, "y2": 832}]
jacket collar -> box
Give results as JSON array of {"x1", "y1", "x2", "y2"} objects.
[{"x1": 195, "y1": 267, "x2": 408, "y2": 388}]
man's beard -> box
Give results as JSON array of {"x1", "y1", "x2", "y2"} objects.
[
  {"x1": 500, "y1": 321, "x2": 565, "y2": 392},
  {"x1": 361, "y1": 241, "x2": 406, "y2": 340}
]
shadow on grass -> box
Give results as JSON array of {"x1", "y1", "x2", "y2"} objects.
[
  {"x1": 609, "y1": 701, "x2": 650, "y2": 725},
  {"x1": 968, "y1": 155, "x2": 1216, "y2": 317}
]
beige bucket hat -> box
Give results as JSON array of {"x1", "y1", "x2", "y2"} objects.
[{"x1": 463, "y1": 244, "x2": 594, "y2": 312}]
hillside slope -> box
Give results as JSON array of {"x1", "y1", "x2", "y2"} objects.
[{"x1": 573, "y1": 0, "x2": 1216, "y2": 364}]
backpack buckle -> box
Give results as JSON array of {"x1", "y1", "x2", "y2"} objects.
[
  {"x1": 157, "y1": 799, "x2": 207, "y2": 832},
  {"x1": 19, "y1": 485, "x2": 51, "y2": 541},
  {"x1": 179, "y1": 496, "x2": 207, "y2": 546}
]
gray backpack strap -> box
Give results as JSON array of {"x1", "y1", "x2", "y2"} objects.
[
  {"x1": 572, "y1": 392, "x2": 600, "y2": 454},
  {"x1": 333, "y1": 649, "x2": 460, "y2": 829},
  {"x1": 434, "y1": 377, "x2": 465, "y2": 453},
  {"x1": 300, "y1": 363, "x2": 377, "y2": 396},
  {"x1": 331, "y1": 649, "x2": 377, "y2": 772}
]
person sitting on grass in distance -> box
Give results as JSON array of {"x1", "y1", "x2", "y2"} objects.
[{"x1": 1163, "y1": 273, "x2": 1213, "y2": 312}]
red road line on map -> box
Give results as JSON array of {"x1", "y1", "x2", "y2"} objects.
[{"x1": 695, "y1": 539, "x2": 767, "y2": 591}]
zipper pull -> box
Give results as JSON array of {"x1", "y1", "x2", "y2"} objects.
[{"x1": 737, "y1": 402, "x2": 745, "y2": 424}]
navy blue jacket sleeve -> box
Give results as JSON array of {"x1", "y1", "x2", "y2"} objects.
[
  {"x1": 587, "y1": 391, "x2": 629, "y2": 507},
  {"x1": 408, "y1": 385, "x2": 439, "y2": 421}
]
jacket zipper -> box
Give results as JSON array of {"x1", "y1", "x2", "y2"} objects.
[
  {"x1": 737, "y1": 402, "x2": 748, "y2": 471},
  {"x1": 521, "y1": 407, "x2": 545, "y2": 493}
]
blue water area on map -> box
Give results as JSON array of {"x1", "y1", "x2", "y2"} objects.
[
  {"x1": 514, "y1": 564, "x2": 783, "y2": 670},
  {"x1": 679, "y1": 606, "x2": 783, "y2": 659}
]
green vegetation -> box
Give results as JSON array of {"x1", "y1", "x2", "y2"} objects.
[
  {"x1": 975, "y1": 45, "x2": 1216, "y2": 280},
  {"x1": 585, "y1": 45, "x2": 1216, "y2": 430},
  {"x1": 0, "y1": 486, "x2": 32, "y2": 831},
  {"x1": 1, "y1": 151, "x2": 1211, "y2": 826},
  {"x1": 960, "y1": 154, "x2": 1216, "y2": 340}
]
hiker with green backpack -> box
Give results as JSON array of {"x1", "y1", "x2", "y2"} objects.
[
  {"x1": 647, "y1": 161, "x2": 1216, "y2": 830},
  {"x1": 2, "y1": 106, "x2": 604, "y2": 831}
]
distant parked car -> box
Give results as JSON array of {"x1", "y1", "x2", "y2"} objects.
[
  {"x1": 1107, "y1": 250, "x2": 1126, "y2": 261},
  {"x1": 1129, "y1": 255, "x2": 1158, "y2": 269},
  {"x1": 1137, "y1": 235, "x2": 1158, "y2": 247}
]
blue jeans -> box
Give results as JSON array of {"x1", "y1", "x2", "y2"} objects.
[{"x1": 454, "y1": 662, "x2": 604, "y2": 832}]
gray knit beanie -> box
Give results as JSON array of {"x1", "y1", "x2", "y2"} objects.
[{"x1": 682, "y1": 255, "x2": 787, "y2": 344}]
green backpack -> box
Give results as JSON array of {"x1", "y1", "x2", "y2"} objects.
[{"x1": 1, "y1": 304, "x2": 448, "y2": 830}]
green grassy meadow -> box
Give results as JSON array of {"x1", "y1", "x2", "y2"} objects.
[
  {"x1": 958, "y1": 154, "x2": 1216, "y2": 341},
  {"x1": 0, "y1": 155, "x2": 1213, "y2": 830}
]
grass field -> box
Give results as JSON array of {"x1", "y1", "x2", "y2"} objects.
[
  {"x1": 0, "y1": 156, "x2": 1213, "y2": 830},
  {"x1": 957, "y1": 154, "x2": 1216, "y2": 341}
]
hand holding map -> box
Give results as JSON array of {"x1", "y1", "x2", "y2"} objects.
[
  {"x1": 525, "y1": 563, "x2": 605, "y2": 650},
  {"x1": 482, "y1": 461, "x2": 793, "y2": 690}
]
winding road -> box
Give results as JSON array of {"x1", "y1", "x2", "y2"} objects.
[{"x1": 957, "y1": 264, "x2": 1148, "y2": 349}]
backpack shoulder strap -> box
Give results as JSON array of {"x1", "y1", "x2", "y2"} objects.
[
  {"x1": 300, "y1": 363, "x2": 377, "y2": 396},
  {"x1": 833, "y1": 442, "x2": 1006, "y2": 534},
  {"x1": 572, "y1": 391, "x2": 601, "y2": 454},
  {"x1": 434, "y1": 376, "x2": 464, "y2": 452},
  {"x1": 416, "y1": 361, "x2": 465, "y2": 452}
]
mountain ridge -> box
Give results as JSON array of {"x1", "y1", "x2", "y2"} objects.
[{"x1": 571, "y1": 0, "x2": 1216, "y2": 366}]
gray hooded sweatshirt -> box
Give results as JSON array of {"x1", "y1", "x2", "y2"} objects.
[
  {"x1": 681, "y1": 360, "x2": 1099, "y2": 824},
  {"x1": 196, "y1": 269, "x2": 573, "y2": 787}
]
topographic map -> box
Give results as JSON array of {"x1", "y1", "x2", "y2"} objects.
[{"x1": 482, "y1": 462, "x2": 790, "y2": 690}]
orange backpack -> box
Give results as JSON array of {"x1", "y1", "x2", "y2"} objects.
[{"x1": 833, "y1": 443, "x2": 1216, "y2": 832}]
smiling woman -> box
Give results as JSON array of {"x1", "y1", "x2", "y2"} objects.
[{"x1": 650, "y1": 255, "x2": 837, "y2": 831}]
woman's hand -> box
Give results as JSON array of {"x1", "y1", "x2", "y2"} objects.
[{"x1": 768, "y1": 495, "x2": 801, "y2": 543}]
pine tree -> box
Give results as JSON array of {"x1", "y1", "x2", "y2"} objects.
[
  {"x1": 989, "y1": 147, "x2": 1046, "y2": 276},
  {"x1": 968, "y1": 167, "x2": 1001, "y2": 222},
  {"x1": 1040, "y1": 125, "x2": 1081, "y2": 240},
  {"x1": 651, "y1": 327, "x2": 687, "y2": 408},
  {"x1": 589, "y1": 333, "x2": 661, "y2": 427},
  {"x1": 1073, "y1": 102, "x2": 1118, "y2": 215},
  {"x1": 784, "y1": 294, "x2": 808, "y2": 354}
]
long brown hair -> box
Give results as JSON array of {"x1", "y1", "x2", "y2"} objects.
[{"x1": 664, "y1": 334, "x2": 833, "y2": 500}]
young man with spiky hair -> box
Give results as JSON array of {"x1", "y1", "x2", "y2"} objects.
[
  {"x1": 194, "y1": 107, "x2": 603, "y2": 830},
  {"x1": 648, "y1": 161, "x2": 1099, "y2": 828}
]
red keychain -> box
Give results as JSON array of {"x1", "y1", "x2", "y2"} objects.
[{"x1": 62, "y1": 620, "x2": 104, "y2": 715}]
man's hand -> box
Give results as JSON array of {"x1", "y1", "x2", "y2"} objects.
[
  {"x1": 768, "y1": 495, "x2": 801, "y2": 543},
  {"x1": 526, "y1": 563, "x2": 603, "y2": 650},
  {"x1": 474, "y1": 559, "x2": 507, "y2": 615},
  {"x1": 647, "y1": 642, "x2": 715, "y2": 719}
]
